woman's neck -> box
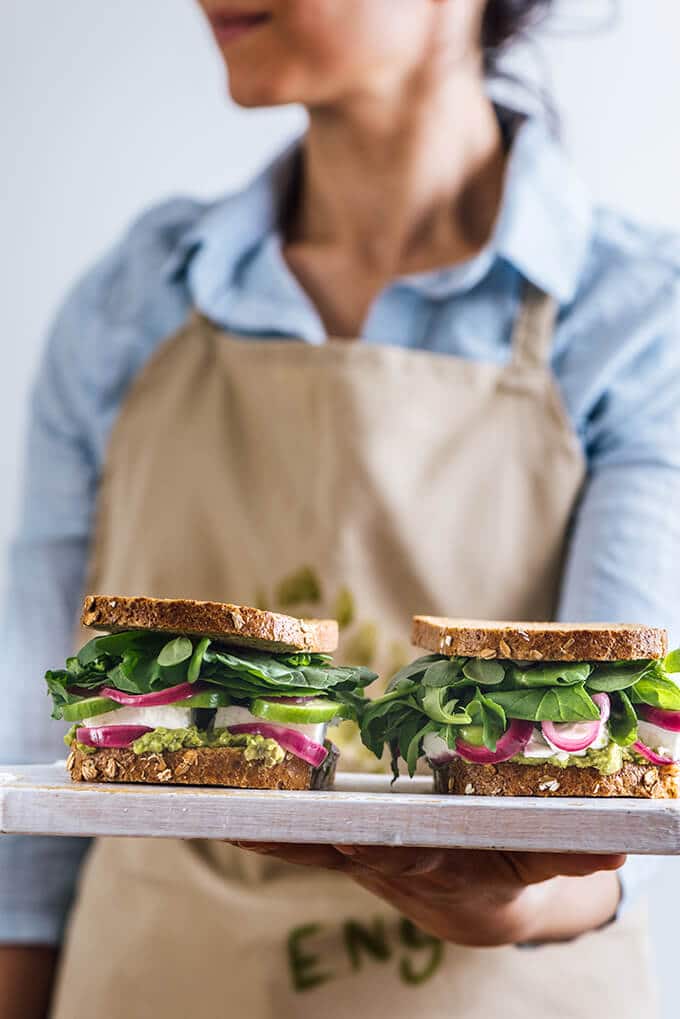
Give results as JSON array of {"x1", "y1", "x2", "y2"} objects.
[{"x1": 290, "y1": 69, "x2": 505, "y2": 276}]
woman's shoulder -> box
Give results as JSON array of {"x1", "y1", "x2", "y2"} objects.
[
  {"x1": 36, "y1": 195, "x2": 219, "y2": 440},
  {"x1": 584, "y1": 205, "x2": 680, "y2": 300}
]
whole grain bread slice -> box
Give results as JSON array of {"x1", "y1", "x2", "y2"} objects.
[
  {"x1": 66, "y1": 742, "x2": 339, "y2": 791},
  {"x1": 431, "y1": 758, "x2": 679, "y2": 798},
  {"x1": 412, "y1": 617, "x2": 667, "y2": 662},
  {"x1": 81, "y1": 594, "x2": 338, "y2": 653}
]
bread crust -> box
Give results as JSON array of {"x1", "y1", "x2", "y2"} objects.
[
  {"x1": 66, "y1": 742, "x2": 339, "y2": 791},
  {"x1": 431, "y1": 758, "x2": 679, "y2": 798},
  {"x1": 81, "y1": 594, "x2": 338, "y2": 653},
  {"x1": 412, "y1": 617, "x2": 667, "y2": 662}
]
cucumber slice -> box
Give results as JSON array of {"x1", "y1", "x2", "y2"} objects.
[
  {"x1": 62, "y1": 697, "x2": 121, "y2": 722},
  {"x1": 182, "y1": 690, "x2": 231, "y2": 709},
  {"x1": 250, "y1": 698, "x2": 349, "y2": 725},
  {"x1": 457, "y1": 725, "x2": 485, "y2": 747}
]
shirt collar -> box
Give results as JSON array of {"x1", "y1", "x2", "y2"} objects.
[{"x1": 164, "y1": 111, "x2": 592, "y2": 313}]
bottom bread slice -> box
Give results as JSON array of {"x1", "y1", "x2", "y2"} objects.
[
  {"x1": 67, "y1": 742, "x2": 339, "y2": 791},
  {"x1": 432, "y1": 758, "x2": 679, "y2": 798}
]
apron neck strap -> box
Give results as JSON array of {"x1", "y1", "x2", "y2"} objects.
[{"x1": 510, "y1": 282, "x2": 558, "y2": 371}]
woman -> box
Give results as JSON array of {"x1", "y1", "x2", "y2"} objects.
[{"x1": 2, "y1": 1, "x2": 679, "y2": 1016}]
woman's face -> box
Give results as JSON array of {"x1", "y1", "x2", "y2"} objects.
[{"x1": 197, "y1": 1, "x2": 482, "y2": 108}]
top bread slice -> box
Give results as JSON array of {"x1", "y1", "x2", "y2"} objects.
[
  {"x1": 411, "y1": 617, "x2": 667, "y2": 662},
  {"x1": 81, "y1": 595, "x2": 338, "y2": 653}
]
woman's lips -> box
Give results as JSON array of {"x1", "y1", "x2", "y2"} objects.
[{"x1": 209, "y1": 11, "x2": 270, "y2": 45}]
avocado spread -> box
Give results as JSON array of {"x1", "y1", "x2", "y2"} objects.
[
  {"x1": 511, "y1": 742, "x2": 631, "y2": 776},
  {"x1": 132, "y1": 727, "x2": 287, "y2": 764},
  {"x1": 65, "y1": 723, "x2": 288, "y2": 766}
]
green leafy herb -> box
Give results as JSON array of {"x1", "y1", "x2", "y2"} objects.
[
  {"x1": 664, "y1": 649, "x2": 680, "y2": 674},
  {"x1": 630, "y1": 667, "x2": 680, "y2": 711},
  {"x1": 485, "y1": 685, "x2": 600, "y2": 722},
  {"x1": 387, "y1": 655, "x2": 448, "y2": 690},
  {"x1": 509, "y1": 663, "x2": 592, "y2": 688},
  {"x1": 406, "y1": 722, "x2": 438, "y2": 778},
  {"x1": 609, "y1": 690, "x2": 638, "y2": 747},
  {"x1": 420, "y1": 687, "x2": 472, "y2": 726},
  {"x1": 462, "y1": 659, "x2": 505, "y2": 686},
  {"x1": 470, "y1": 689, "x2": 507, "y2": 751},
  {"x1": 357, "y1": 647, "x2": 680, "y2": 775},
  {"x1": 187, "y1": 638, "x2": 211, "y2": 684},
  {"x1": 47, "y1": 630, "x2": 374, "y2": 721},
  {"x1": 158, "y1": 637, "x2": 193, "y2": 668},
  {"x1": 587, "y1": 661, "x2": 653, "y2": 692}
]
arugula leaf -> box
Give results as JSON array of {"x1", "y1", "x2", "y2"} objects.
[
  {"x1": 462, "y1": 659, "x2": 505, "y2": 686},
  {"x1": 420, "y1": 687, "x2": 472, "y2": 726},
  {"x1": 509, "y1": 663, "x2": 592, "y2": 688},
  {"x1": 486, "y1": 685, "x2": 600, "y2": 722},
  {"x1": 387, "y1": 655, "x2": 448, "y2": 691},
  {"x1": 609, "y1": 690, "x2": 638, "y2": 747},
  {"x1": 406, "y1": 722, "x2": 439, "y2": 778},
  {"x1": 470, "y1": 689, "x2": 507, "y2": 751}
]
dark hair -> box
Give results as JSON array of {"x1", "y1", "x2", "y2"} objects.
[{"x1": 482, "y1": 0, "x2": 553, "y2": 71}]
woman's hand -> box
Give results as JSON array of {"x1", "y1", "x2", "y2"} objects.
[
  {"x1": 234, "y1": 843, "x2": 625, "y2": 946},
  {"x1": 0, "y1": 946, "x2": 58, "y2": 1019}
]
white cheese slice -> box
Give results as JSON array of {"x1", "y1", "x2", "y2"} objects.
[
  {"x1": 422, "y1": 732, "x2": 454, "y2": 761},
  {"x1": 636, "y1": 720, "x2": 680, "y2": 760},
  {"x1": 214, "y1": 706, "x2": 326, "y2": 745},
  {"x1": 85, "y1": 705, "x2": 193, "y2": 730}
]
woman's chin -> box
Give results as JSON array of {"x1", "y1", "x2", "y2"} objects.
[{"x1": 227, "y1": 76, "x2": 294, "y2": 109}]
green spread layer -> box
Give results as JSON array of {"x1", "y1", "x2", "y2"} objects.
[
  {"x1": 66, "y1": 725, "x2": 287, "y2": 767},
  {"x1": 510, "y1": 743, "x2": 628, "y2": 775}
]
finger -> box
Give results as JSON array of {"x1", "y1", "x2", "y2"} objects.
[
  {"x1": 232, "y1": 841, "x2": 349, "y2": 871},
  {"x1": 334, "y1": 845, "x2": 449, "y2": 878},
  {"x1": 508, "y1": 852, "x2": 627, "y2": 884}
]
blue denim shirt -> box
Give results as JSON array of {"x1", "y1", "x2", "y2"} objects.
[{"x1": 2, "y1": 114, "x2": 680, "y2": 943}]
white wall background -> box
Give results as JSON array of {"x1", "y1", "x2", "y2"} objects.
[{"x1": 2, "y1": 1, "x2": 680, "y2": 1014}]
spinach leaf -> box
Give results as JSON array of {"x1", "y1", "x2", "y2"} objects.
[
  {"x1": 630, "y1": 669, "x2": 680, "y2": 711},
  {"x1": 587, "y1": 661, "x2": 653, "y2": 692},
  {"x1": 187, "y1": 638, "x2": 211, "y2": 684},
  {"x1": 45, "y1": 671, "x2": 82, "y2": 718},
  {"x1": 509, "y1": 663, "x2": 592, "y2": 688},
  {"x1": 486, "y1": 684, "x2": 600, "y2": 722},
  {"x1": 77, "y1": 631, "x2": 164, "y2": 667},
  {"x1": 158, "y1": 637, "x2": 193, "y2": 668},
  {"x1": 421, "y1": 659, "x2": 464, "y2": 688},
  {"x1": 664, "y1": 649, "x2": 680, "y2": 674},
  {"x1": 462, "y1": 659, "x2": 505, "y2": 686},
  {"x1": 609, "y1": 690, "x2": 638, "y2": 747}
]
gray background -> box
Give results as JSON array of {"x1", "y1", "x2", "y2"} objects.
[{"x1": 2, "y1": 2, "x2": 679, "y2": 1013}]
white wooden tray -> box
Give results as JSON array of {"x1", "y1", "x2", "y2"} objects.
[{"x1": 1, "y1": 763, "x2": 679, "y2": 854}]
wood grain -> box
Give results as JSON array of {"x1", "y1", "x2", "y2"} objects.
[{"x1": 1, "y1": 764, "x2": 680, "y2": 854}]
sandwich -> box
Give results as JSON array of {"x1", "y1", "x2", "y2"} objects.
[
  {"x1": 47, "y1": 595, "x2": 375, "y2": 790},
  {"x1": 359, "y1": 618, "x2": 680, "y2": 798}
]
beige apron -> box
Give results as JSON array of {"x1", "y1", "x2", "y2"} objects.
[{"x1": 52, "y1": 287, "x2": 656, "y2": 1019}]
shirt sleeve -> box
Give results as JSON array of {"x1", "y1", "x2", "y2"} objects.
[
  {"x1": 0, "y1": 274, "x2": 103, "y2": 944},
  {"x1": 556, "y1": 271, "x2": 680, "y2": 909}
]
